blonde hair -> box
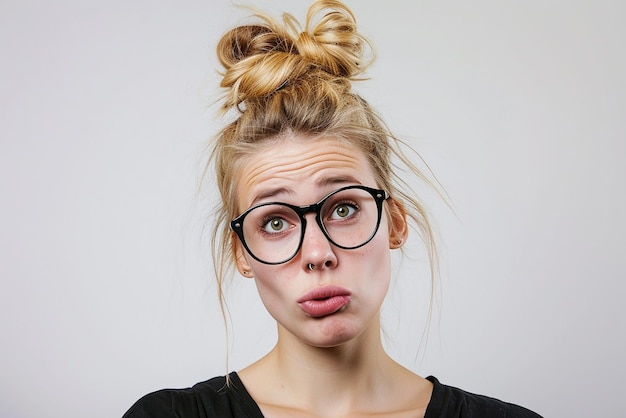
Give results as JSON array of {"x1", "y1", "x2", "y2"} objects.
[{"x1": 209, "y1": 0, "x2": 440, "y2": 335}]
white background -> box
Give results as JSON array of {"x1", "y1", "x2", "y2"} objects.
[{"x1": 1, "y1": 1, "x2": 624, "y2": 417}]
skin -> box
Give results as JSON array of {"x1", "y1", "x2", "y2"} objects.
[{"x1": 233, "y1": 133, "x2": 433, "y2": 418}]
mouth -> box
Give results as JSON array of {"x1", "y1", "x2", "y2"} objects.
[{"x1": 297, "y1": 286, "x2": 351, "y2": 318}]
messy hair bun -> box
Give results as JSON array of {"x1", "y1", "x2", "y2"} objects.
[{"x1": 217, "y1": 0, "x2": 372, "y2": 110}]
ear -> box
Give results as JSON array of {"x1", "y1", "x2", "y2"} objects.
[
  {"x1": 232, "y1": 232, "x2": 254, "y2": 278},
  {"x1": 387, "y1": 198, "x2": 409, "y2": 249}
]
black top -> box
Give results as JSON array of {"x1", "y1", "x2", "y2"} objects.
[{"x1": 123, "y1": 372, "x2": 542, "y2": 418}]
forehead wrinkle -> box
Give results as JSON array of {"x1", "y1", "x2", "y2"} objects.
[
  {"x1": 235, "y1": 138, "x2": 372, "y2": 212},
  {"x1": 241, "y1": 147, "x2": 362, "y2": 192}
]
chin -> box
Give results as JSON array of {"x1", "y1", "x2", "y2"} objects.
[{"x1": 300, "y1": 315, "x2": 367, "y2": 348}]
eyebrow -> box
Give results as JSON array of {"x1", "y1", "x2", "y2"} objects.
[
  {"x1": 250, "y1": 187, "x2": 294, "y2": 206},
  {"x1": 249, "y1": 175, "x2": 362, "y2": 207},
  {"x1": 316, "y1": 175, "x2": 361, "y2": 188}
]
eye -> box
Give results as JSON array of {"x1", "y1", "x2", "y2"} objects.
[
  {"x1": 331, "y1": 203, "x2": 357, "y2": 219},
  {"x1": 263, "y1": 217, "x2": 289, "y2": 233}
]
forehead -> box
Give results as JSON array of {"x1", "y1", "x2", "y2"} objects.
[{"x1": 235, "y1": 134, "x2": 376, "y2": 209}]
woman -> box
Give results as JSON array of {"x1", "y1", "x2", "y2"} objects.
[{"x1": 124, "y1": 1, "x2": 542, "y2": 416}]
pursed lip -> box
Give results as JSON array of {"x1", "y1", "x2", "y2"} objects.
[{"x1": 297, "y1": 285, "x2": 352, "y2": 318}]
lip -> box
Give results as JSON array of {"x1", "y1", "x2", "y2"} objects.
[{"x1": 297, "y1": 286, "x2": 351, "y2": 318}]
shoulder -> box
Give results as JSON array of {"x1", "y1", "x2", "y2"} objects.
[
  {"x1": 425, "y1": 376, "x2": 543, "y2": 418},
  {"x1": 122, "y1": 373, "x2": 263, "y2": 418}
]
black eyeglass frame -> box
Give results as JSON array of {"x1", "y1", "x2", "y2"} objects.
[{"x1": 230, "y1": 185, "x2": 389, "y2": 265}]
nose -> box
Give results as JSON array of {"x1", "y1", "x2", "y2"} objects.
[{"x1": 299, "y1": 213, "x2": 337, "y2": 271}]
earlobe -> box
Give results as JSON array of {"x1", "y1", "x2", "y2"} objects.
[
  {"x1": 233, "y1": 234, "x2": 253, "y2": 278},
  {"x1": 387, "y1": 198, "x2": 409, "y2": 249}
]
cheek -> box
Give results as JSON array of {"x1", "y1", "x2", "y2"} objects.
[
  {"x1": 355, "y1": 232, "x2": 393, "y2": 292},
  {"x1": 365, "y1": 216, "x2": 393, "y2": 266},
  {"x1": 249, "y1": 264, "x2": 293, "y2": 316}
]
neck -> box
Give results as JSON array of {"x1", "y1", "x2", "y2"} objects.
[
  {"x1": 274, "y1": 314, "x2": 388, "y2": 378},
  {"x1": 244, "y1": 313, "x2": 408, "y2": 416}
]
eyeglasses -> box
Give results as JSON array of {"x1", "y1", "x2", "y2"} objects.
[{"x1": 231, "y1": 185, "x2": 389, "y2": 265}]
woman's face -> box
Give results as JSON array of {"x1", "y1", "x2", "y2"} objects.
[{"x1": 233, "y1": 134, "x2": 406, "y2": 348}]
